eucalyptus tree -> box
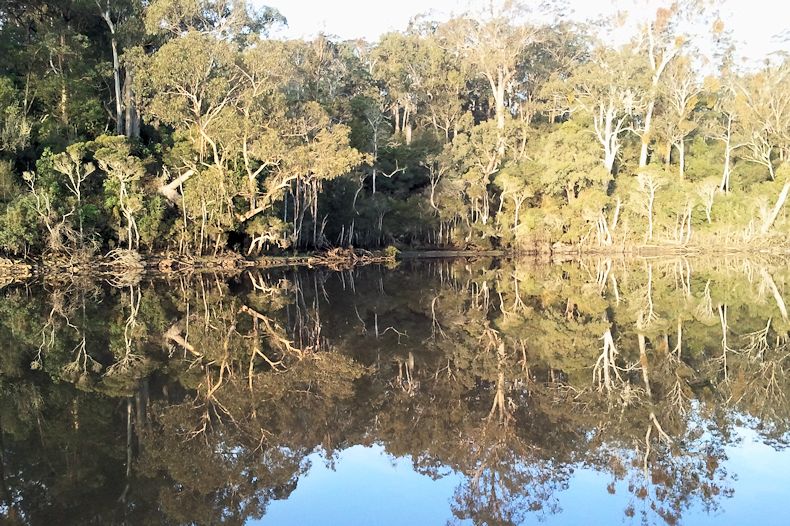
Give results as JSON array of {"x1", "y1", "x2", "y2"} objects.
[
  {"x1": 236, "y1": 39, "x2": 292, "y2": 211},
  {"x1": 235, "y1": 40, "x2": 368, "y2": 249},
  {"x1": 95, "y1": 0, "x2": 144, "y2": 136},
  {"x1": 371, "y1": 32, "x2": 424, "y2": 144},
  {"x1": 704, "y1": 74, "x2": 744, "y2": 191},
  {"x1": 144, "y1": 0, "x2": 284, "y2": 42},
  {"x1": 94, "y1": 136, "x2": 146, "y2": 250},
  {"x1": 378, "y1": 27, "x2": 474, "y2": 144},
  {"x1": 659, "y1": 56, "x2": 703, "y2": 179},
  {"x1": 565, "y1": 46, "x2": 646, "y2": 174},
  {"x1": 441, "y1": 2, "x2": 543, "y2": 154},
  {"x1": 735, "y1": 62, "x2": 790, "y2": 180},
  {"x1": 51, "y1": 144, "x2": 97, "y2": 247},
  {"x1": 631, "y1": 1, "x2": 698, "y2": 167},
  {"x1": 0, "y1": 0, "x2": 109, "y2": 141},
  {"x1": 0, "y1": 78, "x2": 31, "y2": 154},
  {"x1": 419, "y1": 34, "x2": 473, "y2": 143},
  {"x1": 537, "y1": 121, "x2": 612, "y2": 205}
]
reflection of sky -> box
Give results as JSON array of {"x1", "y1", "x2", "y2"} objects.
[
  {"x1": 258, "y1": 444, "x2": 468, "y2": 525},
  {"x1": 255, "y1": 427, "x2": 790, "y2": 526}
]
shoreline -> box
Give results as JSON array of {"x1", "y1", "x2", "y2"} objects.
[{"x1": 2, "y1": 243, "x2": 789, "y2": 282}]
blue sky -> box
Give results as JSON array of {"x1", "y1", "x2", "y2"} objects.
[{"x1": 260, "y1": 0, "x2": 789, "y2": 64}]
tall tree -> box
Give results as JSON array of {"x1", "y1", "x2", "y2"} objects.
[{"x1": 442, "y1": 2, "x2": 542, "y2": 153}]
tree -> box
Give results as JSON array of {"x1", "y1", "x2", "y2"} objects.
[
  {"x1": 735, "y1": 63, "x2": 790, "y2": 180},
  {"x1": 442, "y1": 2, "x2": 542, "y2": 153},
  {"x1": 537, "y1": 120, "x2": 612, "y2": 204},
  {"x1": 634, "y1": 167, "x2": 668, "y2": 242},
  {"x1": 52, "y1": 144, "x2": 97, "y2": 247},
  {"x1": 660, "y1": 56, "x2": 702, "y2": 179},
  {"x1": 138, "y1": 31, "x2": 242, "y2": 166},
  {"x1": 567, "y1": 47, "x2": 645, "y2": 173},
  {"x1": 144, "y1": 0, "x2": 284, "y2": 42},
  {"x1": 95, "y1": 0, "x2": 143, "y2": 136},
  {"x1": 94, "y1": 136, "x2": 145, "y2": 249},
  {"x1": 371, "y1": 32, "x2": 423, "y2": 145},
  {"x1": 0, "y1": 77, "x2": 31, "y2": 153},
  {"x1": 632, "y1": 2, "x2": 697, "y2": 167},
  {"x1": 760, "y1": 163, "x2": 790, "y2": 235},
  {"x1": 704, "y1": 75, "x2": 744, "y2": 192}
]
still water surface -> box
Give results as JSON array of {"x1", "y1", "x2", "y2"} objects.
[{"x1": 1, "y1": 257, "x2": 789, "y2": 525}]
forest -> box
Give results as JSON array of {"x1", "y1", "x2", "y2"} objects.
[{"x1": 0, "y1": 0, "x2": 789, "y2": 261}]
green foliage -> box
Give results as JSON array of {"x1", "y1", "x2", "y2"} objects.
[
  {"x1": 0, "y1": 1, "x2": 788, "y2": 256},
  {"x1": 0, "y1": 194, "x2": 42, "y2": 255}
]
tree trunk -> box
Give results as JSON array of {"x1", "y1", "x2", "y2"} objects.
[
  {"x1": 678, "y1": 139, "x2": 685, "y2": 180},
  {"x1": 495, "y1": 73, "x2": 506, "y2": 131},
  {"x1": 159, "y1": 169, "x2": 194, "y2": 204},
  {"x1": 664, "y1": 140, "x2": 672, "y2": 167},
  {"x1": 392, "y1": 105, "x2": 400, "y2": 135},
  {"x1": 639, "y1": 100, "x2": 655, "y2": 167},
  {"x1": 311, "y1": 181, "x2": 319, "y2": 247},
  {"x1": 720, "y1": 115, "x2": 733, "y2": 192},
  {"x1": 647, "y1": 193, "x2": 655, "y2": 242},
  {"x1": 604, "y1": 147, "x2": 616, "y2": 174},
  {"x1": 111, "y1": 37, "x2": 123, "y2": 135},
  {"x1": 59, "y1": 34, "x2": 69, "y2": 130},
  {"x1": 600, "y1": 105, "x2": 618, "y2": 174},
  {"x1": 97, "y1": 5, "x2": 124, "y2": 135},
  {"x1": 123, "y1": 68, "x2": 140, "y2": 139},
  {"x1": 721, "y1": 143, "x2": 731, "y2": 191},
  {"x1": 760, "y1": 181, "x2": 790, "y2": 235}
]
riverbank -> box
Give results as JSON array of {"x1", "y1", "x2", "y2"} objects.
[
  {"x1": 0, "y1": 246, "x2": 401, "y2": 284},
  {"x1": 2, "y1": 242, "x2": 789, "y2": 285}
]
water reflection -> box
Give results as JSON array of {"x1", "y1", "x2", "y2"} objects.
[{"x1": 1, "y1": 256, "x2": 789, "y2": 525}]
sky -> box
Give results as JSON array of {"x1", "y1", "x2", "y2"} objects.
[{"x1": 260, "y1": 0, "x2": 789, "y2": 64}]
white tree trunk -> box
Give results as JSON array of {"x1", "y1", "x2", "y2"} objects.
[{"x1": 761, "y1": 181, "x2": 790, "y2": 234}]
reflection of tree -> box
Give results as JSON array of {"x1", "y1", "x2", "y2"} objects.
[
  {"x1": 0, "y1": 257, "x2": 789, "y2": 524},
  {"x1": 450, "y1": 329, "x2": 570, "y2": 526}
]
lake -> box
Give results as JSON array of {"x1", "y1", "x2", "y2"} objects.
[{"x1": 1, "y1": 256, "x2": 789, "y2": 525}]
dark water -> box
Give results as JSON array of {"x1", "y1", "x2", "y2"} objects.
[{"x1": 1, "y1": 257, "x2": 790, "y2": 525}]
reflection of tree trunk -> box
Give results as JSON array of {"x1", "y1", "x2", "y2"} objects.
[
  {"x1": 594, "y1": 321, "x2": 622, "y2": 394},
  {"x1": 0, "y1": 419, "x2": 18, "y2": 521},
  {"x1": 240, "y1": 305, "x2": 303, "y2": 357},
  {"x1": 488, "y1": 342, "x2": 510, "y2": 424},
  {"x1": 119, "y1": 398, "x2": 133, "y2": 503},
  {"x1": 638, "y1": 334, "x2": 652, "y2": 398},
  {"x1": 719, "y1": 305, "x2": 730, "y2": 381},
  {"x1": 759, "y1": 267, "x2": 789, "y2": 320},
  {"x1": 638, "y1": 263, "x2": 657, "y2": 327},
  {"x1": 674, "y1": 317, "x2": 682, "y2": 357},
  {"x1": 165, "y1": 323, "x2": 199, "y2": 356}
]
